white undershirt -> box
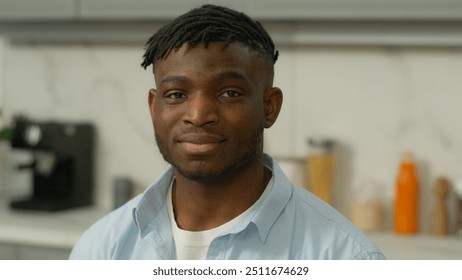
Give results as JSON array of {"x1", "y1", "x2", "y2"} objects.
[{"x1": 167, "y1": 177, "x2": 273, "y2": 260}]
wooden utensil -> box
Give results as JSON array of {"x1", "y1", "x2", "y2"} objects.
[{"x1": 430, "y1": 177, "x2": 450, "y2": 236}]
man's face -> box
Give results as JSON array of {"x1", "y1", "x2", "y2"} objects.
[{"x1": 149, "y1": 42, "x2": 279, "y2": 182}]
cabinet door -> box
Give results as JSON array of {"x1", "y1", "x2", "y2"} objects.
[
  {"x1": 0, "y1": 0, "x2": 75, "y2": 20},
  {"x1": 0, "y1": 242, "x2": 71, "y2": 260},
  {"x1": 0, "y1": 243, "x2": 18, "y2": 259},
  {"x1": 247, "y1": 0, "x2": 462, "y2": 20},
  {"x1": 18, "y1": 245, "x2": 71, "y2": 260}
]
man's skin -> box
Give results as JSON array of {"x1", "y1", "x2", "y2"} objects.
[{"x1": 148, "y1": 41, "x2": 283, "y2": 231}]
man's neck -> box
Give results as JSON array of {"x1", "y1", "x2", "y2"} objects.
[{"x1": 171, "y1": 163, "x2": 271, "y2": 231}]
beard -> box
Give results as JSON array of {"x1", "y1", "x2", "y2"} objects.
[{"x1": 154, "y1": 126, "x2": 264, "y2": 184}]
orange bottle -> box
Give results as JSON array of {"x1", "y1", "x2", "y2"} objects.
[{"x1": 393, "y1": 151, "x2": 419, "y2": 234}]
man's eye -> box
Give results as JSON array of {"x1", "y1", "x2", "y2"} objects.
[
  {"x1": 166, "y1": 92, "x2": 186, "y2": 99},
  {"x1": 221, "y1": 90, "x2": 241, "y2": 98}
]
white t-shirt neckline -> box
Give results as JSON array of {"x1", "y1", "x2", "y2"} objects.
[{"x1": 167, "y1": 177, "x2": 273, "y2": 260}]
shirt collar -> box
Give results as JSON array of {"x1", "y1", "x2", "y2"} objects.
[
  {"x1": 132, "y1": 154, "x2": 293, "y2": 243},
  {"x1": 133, "y1": 166, "x2": 174, "y2": 238},
  {"x1": 224, "y1": 154, "x2": 293, "y2": 243}
]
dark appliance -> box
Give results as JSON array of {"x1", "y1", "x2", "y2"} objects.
[{"x1": 9, "y1": 118, "x2": 94, "y2": 211}]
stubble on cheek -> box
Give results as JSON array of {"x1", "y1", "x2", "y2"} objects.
[{"x1": 153, "y1": 126, "x2": 171, "y2": 163}]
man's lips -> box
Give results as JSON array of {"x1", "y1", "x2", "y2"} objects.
[{"x1": 177, "y1": 134, "x2": 225, "y2": 154}]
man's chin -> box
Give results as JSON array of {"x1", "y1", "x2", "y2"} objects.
[{"x1": 175, "y1": 167, "x2": 228, "y2": 183}]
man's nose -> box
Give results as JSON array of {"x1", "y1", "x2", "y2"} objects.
[{"x1": 184, "y1": 94, "x2": 218, "y2": 127}]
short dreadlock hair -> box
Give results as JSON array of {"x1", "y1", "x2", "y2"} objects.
[{"x1": 141, "y1": 4, "x2": 279, "y2": 69}]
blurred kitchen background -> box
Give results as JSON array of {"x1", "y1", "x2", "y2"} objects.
[{"x1": 1, "y1": 0, "x2": 462, "y2": 259}]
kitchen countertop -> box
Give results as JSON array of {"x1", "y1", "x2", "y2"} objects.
[
  {"x1": 1, "y1": 198, "x2": 461, "y2": 259},
  {"x1": 367, "y1": 231, "x2": 462, "y2": 260},
  {"x1": 0, "y1": 198, "x2": 107, "y2": 249}
]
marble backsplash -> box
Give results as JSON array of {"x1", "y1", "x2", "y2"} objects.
[{"x1": 1, "y1": 38, "x2": 461, "y2": 234}]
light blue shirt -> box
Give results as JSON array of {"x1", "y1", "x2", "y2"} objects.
[{"x1": 69, "y1": 154, "x2": 385, "y2": 259}]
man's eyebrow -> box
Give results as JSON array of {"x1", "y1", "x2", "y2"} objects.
[
  {"x1": 213, "y1": 71, "x2": 247, "y2": 81},
  {"x1": 159, "y1": 75, "x2": 189, "y2": 85}
]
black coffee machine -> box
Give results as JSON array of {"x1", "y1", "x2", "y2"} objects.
[{"x1": 9, "y1": 117, "x2": 95, "y2": 211}]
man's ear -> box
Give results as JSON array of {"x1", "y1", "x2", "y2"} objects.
[
  {"x1": 263, "y1": 87, "x2": 283, "y2": 128},
  {"x1": 148, "y1": 89, "x2": 157, "y2": 119}
]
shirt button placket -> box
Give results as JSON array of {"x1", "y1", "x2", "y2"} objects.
[{"x1": 206, "y1": 235, "x2": 230, "y2": 260}]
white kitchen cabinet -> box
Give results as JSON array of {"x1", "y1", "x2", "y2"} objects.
[
  {"x1": 77, "y1": 0, "x2": 462, "y2": 21},
  {"x1": 0, "y1": 198, "x2": 107, "y2": 260},
  {"x1": 0, "y1": 0, "x2": 76, "y2": 20},
  {"x1": 0, "y1": 242, "x2": 70, "y2": 260},
  {"x1": 1, "y1": 0, "x2": 462, "y2": 22},
  {"x1": 0, "y1": 243, "x2": 17, "y2": 259},
  {"x1": 247, "y1": 0, "x2": 462, "y2": 21},
  {"x1": 78, "y1": 0, "x2": 246, "y2": 20},
  {"x1": 1, "y1": 0, "x2": 462, "y2": 45}
]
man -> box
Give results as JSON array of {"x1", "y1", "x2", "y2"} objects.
[{"x1": 69, "y1": 4, "x2": 384, "y2": 260}]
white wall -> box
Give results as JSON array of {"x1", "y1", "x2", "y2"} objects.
[
  {"x1": 1, "y1": 40, "x2": 461, "y2": 233},
  {"x1": 0, "y1": 38, "x2": 6, "y2": 192},
  {"x1": 267, "y1": 45, "x2": 462, "y2": 233},
  {"x1": 0, "y1": 43, "x2": 169, "y2": 209}
]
